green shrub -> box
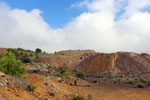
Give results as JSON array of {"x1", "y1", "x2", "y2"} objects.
[
  {"x1": 7, "y1": 48, "x2": 19, "y2": 58},
  {"x1": 27, "y1": 82, "x2": 37, "y2": 92},
  {"x1": 20, "y1": 52, "x2": 24, "y2": 56},
  {"x1": 61, "y1": 53, "x2": 64, "y2": 55},
  {"x1": 21, "y1": 54, "x2": 31, "y2": 63},
  {"x1": 60, "y1": 69, "x2": 67, "y2": 74},
  {"x1": 136, "y1": 82, "x2": 145, "y2": 88},
  {"x1": 76, "y1": 71, "x2": 85, "y2": 79},
  {"x1": 48, "y1": 65, "x2": 52, "y2": 69},
  {"x1": 63, "y1": 71, "x2": 73, "y2": 76},
  {"x1": 57, "y1": 69, "x2": 73, "y2": 77},
  {"x1": 30, "y1": 53, "x2": 33, "y2": 57},
  {"x1": 0, "y1": 52, "x2": 26, "y2": 78}
]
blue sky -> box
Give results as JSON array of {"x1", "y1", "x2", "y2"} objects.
[{"x1": 0, "y1": 0, "x2": 84, "y2": 28}]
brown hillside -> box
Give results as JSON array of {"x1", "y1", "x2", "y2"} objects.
[
  {"x1": 73, "y1": 52, "x2": 150, "y2": 74},
  {"x1": 39, "y1": 50, "x2": 96, "y2": 68}
]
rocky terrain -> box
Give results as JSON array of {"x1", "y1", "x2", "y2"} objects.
[{"x1": 0, "y1": 48, "x2": 150, "y2": 100}]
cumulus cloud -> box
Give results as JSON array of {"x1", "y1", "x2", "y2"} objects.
[{"x1": 0, "y1": 0, "x2": 150, "y2": 53}]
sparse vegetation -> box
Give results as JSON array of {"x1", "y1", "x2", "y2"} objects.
[
  {"x1": 30, "y1": 53, "x2": 33, "y2": 57},
  {"x1": 147, "y1": 80, "x2": 150, "y2": 86},
  {"x1": 17, "y1": 48, "x2": 33, "y2": 52},
  {"x1": 17, "y1": 48, "x2": 25, "y2": 51},
  {"x1": 140, "y1": 77, "x2": 147, "y2": 83},
  {"x1": 35, "y1": 53, "x2": 40, "y2": 59},
  {"x1": 72, "y1": 94, "x2": 85, "y2": 100},
  {"x1": 87, "y1": 94, "x2": 92, "y2": 100},
  {"x1": 128, "y1": 80, "x2": 134, "y2": 84},
  {"x1": 27, "y1": 82, "x2": 37, "y2": 92},
  {"x1": 0, "y1": 52, "x2": 26, "y2": 78},
  {"x1": 76, "y1": 71, "x2": 85, "y2": 79},
  {"x1": 36, "y1": 55, "x2": 39, "y2": 59}
]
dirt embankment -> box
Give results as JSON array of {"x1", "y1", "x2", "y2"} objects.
[
  {"x1": 0, "y1": 48, "x2": 7, "y2": 56},
  {"x1": 1, "y1": 74, "x2": 150, "y2": 100},
  {"x1": 73, "y1": 52, "x2": 150, "y2": 74}
]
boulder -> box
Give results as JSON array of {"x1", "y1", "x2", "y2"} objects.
[{"x1": 0, "y1": 72, "x2": 5, "y2": 77}]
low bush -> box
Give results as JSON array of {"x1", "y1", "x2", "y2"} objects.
[
  {"x1": 48, "y1": 65, "x2": 52, "y2": 69},
  {"x1": 61, "y1": 53, "x2": 64, "y2": 55},
  {"x1": 136, "y1": 82, "x2": 145, "y2": 88},
  {"x1": 21, "y1": 54, "x2": 31, "y2": 63},
  {"x1": 27, "y1": 82, "x2": 37, "y2": 92},
  {"x1": 76, "y1": 71, "x2": 85, "y2": 79},
  {"x1": 140, "y1": 77, "x2": 147, "y2": 83},
  {"x1": 72, "y1": 94, "x2": 85, "y2": 100},
  {"x1": 36, "y1": 55, "x2": 39, "y2": 59},
  {"x1": 30, "y1": 53, "x2": 33, "y2": 57},
  {"x1": 57, "y1": 69, "x2": 73, "y2": 77}
]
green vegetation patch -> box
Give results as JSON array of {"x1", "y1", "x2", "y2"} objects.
[{"x1": 0, "y1": 52, "x2": 26, "y2": 78}]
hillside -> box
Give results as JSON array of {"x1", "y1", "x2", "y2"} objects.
[
  {"x1": 1, "y1": 48, "x2": 150, "y2": 74},
  {"x1": 0, "y1": 48, "x2": 150, "y2": 100}
]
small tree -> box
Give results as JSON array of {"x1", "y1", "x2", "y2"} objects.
[
  {"x1": 0, "y1": 52, "x2": 26, "y2": 78},
  {"x1": 35, "y1": 48, "x2": 42, "y2": 53}
]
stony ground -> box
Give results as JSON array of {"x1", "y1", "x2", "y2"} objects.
[{"x1": 0, "y1": 73, "x2": 150, "y2": 100}]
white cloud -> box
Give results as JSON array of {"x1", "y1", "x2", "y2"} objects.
[
  {"x1": 124, "y1": 0, "x2": 150, "y2": 17},
  {"x1": 0, "y1": 1, "x2": 150, "y2": 53}
]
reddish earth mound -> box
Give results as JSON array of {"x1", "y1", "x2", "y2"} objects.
[{"x1": 73, "y1": 52, "x2": 150, "y2": 74}]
